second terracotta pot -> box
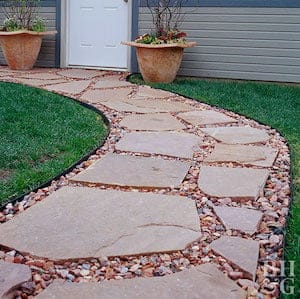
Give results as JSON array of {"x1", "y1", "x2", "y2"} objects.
[{"x1": 122, "y1": 41, "x2": 196, "y2": 84}]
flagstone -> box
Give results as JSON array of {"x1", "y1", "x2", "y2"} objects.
[
  {"x1": 115, "y1": 132, "x2": 201, "y2": 158},
  {"x1": 133, "y1": 86, "x2": 175, "y2": 99},
  {"x1": 120, "y1": 113, "x2": 186, "y2": 131},
  {"x1": 0, "y1": 187, "x2": 200, "y2": 260},
  {"x1": 80, "y1": 87, "x2": 134, "y2": 103},
  {"x1": 83, "y1": 90, "x2": 194, "y2": 113},
  {"x1": 16, "y1": 72, "x2": 63, "y2": 80},
  {"x1": 213, "y1": 205, "x2": 263, "y2": 235},
  {"x1": 57, "y1": 69, "x2": 105, "y2": 79},
  {"x1": 205, "y1": 144, "x2": 278, "y2": 167},
  {"x1": 0, "y1": 261, "x2": 31, "y2": 299},
  {"x1": 36, "y1": 264, "x2": 246, "y2": 299},
  {"x1": 198, "y1": 166, "x2": 269, "y2": 200},
  {"x1": 44, "y1": 80, "x2": 91, "y2": 95},
  {"x1": 178, "y1": 110, "x2": 237, "y2": 126},
  {"x1": 71, "y1": 153, "x2": 191, "y2": 188},
  {"x1": 14, "y1": 78, "x2": 68, "y2": 87},
  {"x1": 201, "y1": 127, "x2": 270, "y2": 144},
  {"x1": 210, "y1": 236, "x2": 260, "y2": 280},
  {"x1": 94, "y1": 76, "x2": 132, "y2": 89}
]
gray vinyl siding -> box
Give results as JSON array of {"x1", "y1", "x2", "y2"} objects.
[
  {"x1": 0, "y1": 5, "x2": 57, "y2": 67},
  {"x1": 138, "y1": 7, "x2": 300, "y2": 83}
]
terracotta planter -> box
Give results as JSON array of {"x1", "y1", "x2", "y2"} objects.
[
  {"x1": 0, "y1": 30, "x2": 57, "y2": 70},
  {"x1": 122, "y1": 41, "x2": 196, "y2": 83}
]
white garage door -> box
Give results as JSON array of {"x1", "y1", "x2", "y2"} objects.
[{"x1": 68, "y1": 0, "x2": 129, "y2": 69}]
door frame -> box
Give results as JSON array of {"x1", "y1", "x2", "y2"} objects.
[{"x1": 60, "y1": 0, "x2": 133, "y2": 71}]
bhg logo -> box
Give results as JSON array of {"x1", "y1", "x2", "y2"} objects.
[{"x1": 263, "y1": 260, "x2": 295, "y2": 295}]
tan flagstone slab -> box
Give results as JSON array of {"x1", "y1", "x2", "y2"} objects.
[
  {"x1": 201, "y1": 126, "x2": 270, "y2": 144},
  {"x1": 16, "y1": 72, "x2": 63, "y2": 80},
  {"x1": 115, "y1": 99, "x2": 194, "y2": 113},
  {"x1": 119, "y1": 113, "x2": 186, "y2": 131},
  {"x1": 36, "y1": 263, "x2": 246, "y2": 299},
  {"x1": 211, "y1": 236, "x2": 260, "y2": 280},
  {"x1": 178, "y1": 110, "x2": 237, "y2": 126},
  {"x1": 0, "y1": 187, "x2": 200, "y2": 260},
  {"x1": 80, "y1": 87, "x2": 134, "y2": 103},
  {"x1": 205, "y1": 144, "x2": 278, "y2": 167},
  {"x1": 71, "y1": 153, "x2": 190, "y2": 188},
  {"x1": 213, "y1": 205, "x2": 263, "y2": 235},
  {"x1": 57, "y1": 69, "x2": 105, "y2": 79},
  {"x1": 44, "y1": 80, "x2": 91, "y2": 95},
  {"x1": 115, "y1": 132, "x2": 201, "y2": 158},
  {"x1": 14, "y1": 78, "x2": 68, "y2": 87},
  {"x1": 0, "y1": 261, "x2": 31, "y2": 299},
  {"x1": 133, "y1": 86, "x2": 175, "y2": 99},
  {"x1": 198, "y1": 166, "x2": 269, "y2": 200},
  {"x1": 94, "y1": 76, "x2": 132, "y2": 89}
]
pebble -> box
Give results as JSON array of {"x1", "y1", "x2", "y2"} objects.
[
  {"x1": 269, "y1": 235, "x2": 280, "y2": 244},
  {"x1": 228, "y1": 271, "x2": 243, "y2": 280},
  {"x1": 33, "y1": 274, "x2": 42, "y2": 282},
  {"x1": 80, "y1": 269, "x2": 90, "y2": 276},
  {"x1": 238, "y1": 279, "x2": 259, "y2": 289},
  {"x1": 129, "y1": 264, "x2": 140, "y2": 272},
  {"x1": 57, "y1": 269, "x2": 69, "y2": 278},
  {"x1": 120, "y1": 267, "x2": 129, "y2": 274},
  {"x1": 6, "y1": 250, "x2": 16, "y2": 256},
  {"x1": 81, "y1": 263, "x2": 91, "y2": 270}
]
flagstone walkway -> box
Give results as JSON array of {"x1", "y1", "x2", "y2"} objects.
[{"x1": 0, "y1": 67, "x2": 291, "y2": 299}]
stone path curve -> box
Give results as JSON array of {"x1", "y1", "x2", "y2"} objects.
[{"x1": 0, "y1": 67, "x2": 291, "y2": 299}]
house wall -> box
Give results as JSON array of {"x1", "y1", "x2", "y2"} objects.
[
  {"x1": 138, "y1": 2, "x2": 300, "y2": 83},
  {"x1": 0, "y1": 0, "x2": 58, "y2": 67}
]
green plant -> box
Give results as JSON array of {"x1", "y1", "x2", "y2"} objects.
[
  {"x1": 3, "y1": 17, "x2": 20, "y2": 31},
  {"x1": 31, "y1": 16, "x2": 46, "y2": 32},
  {"x1": 136, "y1": 0, "x2": 189, "y2": 44},
  {"x1": 1, "y1": 0, "x2": 46, "y2": 32}
]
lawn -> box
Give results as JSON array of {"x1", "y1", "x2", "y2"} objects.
[
  {"x1": 129, "y1": 74, "x2": 300, "y2": 298},
  {"x1": 0, "y1": 82, "x2": 108, "y2": 205}
]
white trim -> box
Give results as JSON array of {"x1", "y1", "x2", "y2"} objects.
[{"x1": 60, "y1": 0, "x2": 131, "y2": 70}]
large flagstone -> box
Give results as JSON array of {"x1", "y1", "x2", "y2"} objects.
[
  {"x1": 71, "y1": 153, "x2": 191, "y2": 188},
  {"x1": 57, "y1": 69, "x2": 105, "y2": 79},
  {"x1": 133, "y1": 86, "x2": 175, "y2": 99},
  {"x1": 15, "y1": 72, "x2": 63, "y2": 80},
  {"x1": 205, "y1": 144, "x2": 278, "y2": 167},
  {"x1": 201, "y1": 126, "x2": 270, "y2": 144},
  {"x1": 115, "y1": 132, "x2": 201, "y2": 158},
  {"x1": 178, "y1": 110, "x2": 237, "y2": 126},
  {"x1": 211, "y1": 236, "x2": 260, "y2": 280},
  {"x1": 119, "y1": 113, "x2": 186, "y2": 131},
  {"x1": 0, "y1": 187, "x2": 200, "y2": 260},
  {"x1": 198, "y1": 166, "x2": 269, "y2": 200},
  {"x1": 14, "y1": 78, "x2": 68, "y2": 87},
  {"x1": 111, "y1": 99, "x2": 194, "y2": 113},
  {"x1": 81, "y1": 87, "x2": 134, "y2": 103},
  {"x1": 36, "y1": 264, "x2": 246, "y2": 299},
  {"x1": 94, "y1": 76, "x2": 132, "y2": 89},
  {"x1": 44, "y1": 80, "x2": 91, "y2": 95}
]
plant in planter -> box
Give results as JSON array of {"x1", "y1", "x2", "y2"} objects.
[
  {"x1": 122, "y1": 0, "x2": 196, "y2": 83},
  {"x1": 0, "y1": 0, "x2": 56, "y2": 70}
]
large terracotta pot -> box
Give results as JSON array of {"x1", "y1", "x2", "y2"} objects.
[
  {"x1": 0, "y1": 30, "x2": 57, "y2": 70},
  {"x1": 122, "y1": 41, "x2": 196, "y2": 83}
]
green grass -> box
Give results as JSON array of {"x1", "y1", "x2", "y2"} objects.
[
  {"x1": 130, "y1": 74, "x2": 300, "y2": 298},
  {"x1": 0, "y1": 82, "x2": 108, "y2": 205}
]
